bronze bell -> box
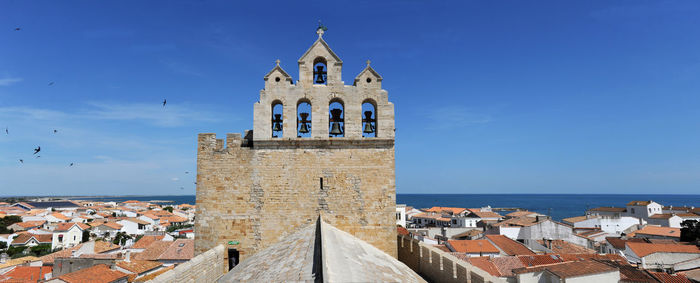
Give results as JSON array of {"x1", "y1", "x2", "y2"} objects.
[
  {"x1": 314, "y1": 65, "x2": 326, "y2": 84},
  {"x1": 330, "y1": 122, "x2": 343, "y2": 136},
  {"x1": 329, "y1": 108, "x2": 343, "y2": 136},
  {"x1": 272, "y1": 114, "x2": 283, "y2": 132},
  {"x1": 362, "y1": 111, "x2": 375, "y2": 134},
  {"x1": 298, "y1": 112, "x2": 310, "y2": 134}
]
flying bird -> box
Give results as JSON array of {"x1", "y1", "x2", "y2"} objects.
[
  {"x1": 33, "y1": 146, "x2": 40, "y2": 155},
  {"x1": 53, "y1": 129, "x2": 57, "y2": 133},
  {"x1": 69, "y1": 163, "x2": 74, "y2": 167},
  {"x1": 35, "y1": 155, "x2": 40, "y2": 158},
  {"x1": 180, "y1": 187, "x2": 185, "y2": 190},
  {"x1": 162, "y1": 99, "x2": 167, "y2": 107},
  {"x1": 194, "y1": 182, "x2": 197, "y2": 185},
  {"x1": 5, "y1": 127, "x2": 7, "y2": 134},
  {"x1": 48, "y1": 82, "x2": 54, "y2": 86},
  {"x1": 185, "y1": 171, "x2": 189, "y2": 174},
  {"x1": 19, "y1": 159, "x2": 23, "y2": 163},
  {"x1": 14, "y1": 27, "x2": 20, "y2": 31}
]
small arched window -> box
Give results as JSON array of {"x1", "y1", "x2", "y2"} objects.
[
  {"x1": 362, "y1": 100, "x2": 377, "y2": 138},
  {"x1": 297, "y1": 100, "x2": 312, "y2": 138},
  {"x1": 329, "y1": 99, "x2": 344, "y2": 137},
  {"x1": 271, "y1": 101, "x2": 283, "y2": 138},
  {"x1": 313, "y1": 57, "x2": 328, "y2": 85}
]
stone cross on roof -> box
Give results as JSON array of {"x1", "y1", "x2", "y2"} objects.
[
  {"x1": 275, "y1": 59, "x2": 280, "y2": 66},
  {"x1": 316, "y1": 28, "x2": 324, "y2": 38}
]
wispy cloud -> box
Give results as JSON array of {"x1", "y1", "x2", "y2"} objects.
[
  {"x1": 160, "y1": 59, "x2": 204, "y2": 77},
  {"x1": 0, "y1": 77, "x2": 23, "y2": 86},
  {"x1": 426, "y1": 105, "x2": 491, "y2": 129}
]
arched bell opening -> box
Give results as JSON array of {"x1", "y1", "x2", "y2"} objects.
[
  {"x1": 297, "y1": 99, "x2": 312, "y2": 138},
  {"x1": 271, "y1": 101, "x2": 283, "y2": 138},
  {"x1": 328, "y1": 99, "x2": 344, "y2": 137},
  {"x1": 362, "y1": 100, "x2": 377, "y2": 138},
  {"x1": 313, "y1": 57, "x2": 328, "y2": 85}
]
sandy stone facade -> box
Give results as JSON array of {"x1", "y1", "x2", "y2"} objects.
[{"x1": 195, "y1": 32, "x2": 397, "y2": 264}]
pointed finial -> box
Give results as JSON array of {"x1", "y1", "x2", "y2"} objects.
[
  {"x1": 275, "y1": 59, "x2": 280, "y2": 66},
  {"x1": 366, "y1": 59, "x2": 371, "y2": 66}
]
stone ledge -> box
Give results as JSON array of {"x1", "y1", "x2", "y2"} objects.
[{"x1": 252, "y1": 138, "x2": 394, "y2": 149}]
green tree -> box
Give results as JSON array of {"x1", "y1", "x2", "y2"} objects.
[
  {"x1": 0, "y1": 215, "x2": 21, "y2": 234},
  {"x1": 82, "y1": 230, "x2": 91, "y2": 243},
  {"x1": 0, "y1": 242, "x2": 7, "y2": 250},
  {"x1": 163, "y1": 206, "x2": 174, "y2": 213},
  {"x1": 681, "y1": 220, "x2": 700, "y2": 243},
  {"x1": 29, "y1": 244, "x2": 52, "y2": 256}
]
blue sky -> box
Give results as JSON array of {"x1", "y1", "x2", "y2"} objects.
[{"x1": 1, "y1": 1, "x2": 700, "y2": 195}]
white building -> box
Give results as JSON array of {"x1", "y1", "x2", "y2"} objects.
[
  {"x1": 624, "y1": 242, "x2": 700, "y2": 269},
  {"x1": 563, "y1": 215, "x2": 642, "y2": 235},
  {"x1": 396, "y1": 204, "x2": 406, "y2": 227},
  {"x1": 625, "y1": 200, "x2": 663, "y2": 221},
  {"x1": 117, "y1": 218, "x2": 152, "y2": 235},
  {"x1": 52, "y1": 223, "x2": 86, "y2": 250}
]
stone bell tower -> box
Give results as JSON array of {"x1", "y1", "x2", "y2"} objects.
[{"x1": 195, "y1": 29, "x2": 396, "y2": 265}]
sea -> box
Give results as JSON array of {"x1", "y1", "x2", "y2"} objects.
[{"x1": 73, "y1": 194, "x2": 700, "y2": 221}]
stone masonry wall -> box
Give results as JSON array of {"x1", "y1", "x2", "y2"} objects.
[
  {"x1": 195, "y1": 134, "x2": 396, "y2": 263},
  {"x1": 397, "y1": 235, "x2": 506, "y2": 283},
  {"x1": 148, "y1": 244, "x2": 225, "y2": 283}
]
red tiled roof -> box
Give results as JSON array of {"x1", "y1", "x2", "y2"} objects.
[
  {"x1": 506, "y1": 211, "x2": 538, "y2": 217},
  {"x1": 485, "y1": 235, "x2": 535, "y2": 256},
  {"x1": 630, "y1": 226, "x2": 680, "y2": 238},
  {"x1": 626, "y1": 242, "x2": 700, "y2": 257},
  {"x1": 56, "y1": 264, "x2": 129, "y2": 283},
  {"x1": 11, "y1": 233, "x2": 52, "y2": 245},
  {"x1": 424, "y1": 206, "x2": 467, "y2": 215},
  {"x1": 628, "y1": 201, "x2": 654, "y2": 206},
  {"x1": 132, "y1": 235, "x2": 165, "y2": 249},
  {"x1": 133, "y1": 241, "x2": 172, "y2": 261},
  {"x1": 116, "y1": 260, "x2": 163, "y2": 274},
  {"x1": 397, "y1": 227, "x2": 409, "y2": 236},
  {"x1": 606, "y1": 237, "x2": 646, "y2": 250},
  {"x1": 517, "y1": 254, "x2": 565, "y2": 267},
  {"x1": 13, "y1": 221, "x2": 46, "y2": 228},
  {"x1": 469, "y1": 211, "x2": 503, "y2": 219},
  {"x1": 0, "y1": 266, "x2": 52, "y2": 282},
  {"x1": 447, "y1": 240, "x2": 500, "y2": 254},
  {"x1": 55, "y1": 222, "x2": 86, "y2": 232},
  {"x1": 513, "y1": 260, "x2": 618, "y2": 278},
  {"x1": 492, "y1": 216, "x2": 538, "y2": 227},
  {"x1": 465, "y1": 257, "x2": 501, "y2": 277},
  {"x1": 158, "y1": 239, "x2": 194, "y2": 260},
  {"x1": 649, "y1": 271, "x2": 692, "y2": 283},
  {"x1": 559, "y1": 253, "x2": 628, "y2": 264},
  {"x1": 50, "y1": 212, "x2": 71, "y2": 221},
  {"x1": 490, "y1": 256, "x2": 526, "y2": 277}
]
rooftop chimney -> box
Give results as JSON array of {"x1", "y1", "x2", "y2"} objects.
[{"x1": 125, "y1": 251, "x2": 130, "y2": 262}]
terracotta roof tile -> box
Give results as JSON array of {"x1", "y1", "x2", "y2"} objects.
[
  {"x1": 0, "y1": 256, "x2": 40, "y2": 269},
  {"x1": 11, "y1": 233, "x2": 52, "y2": 245},
  {"x1": 133, "y1": 265, "x2": 174, "y2": 282},
  {"x1": 424, "y1": 206, "x2": 467, "y2": 214},
  {"x1": 50, "y1": 212, "x2": 71, "y2": 221},
  {"x1": 397, "y1": 227, "x2": 409, "y2": 236},
  {"x1": 133, "y1": 241, "x2": 172, "y2": 261},
  {"x1": 485, "y1": 235, "x2": 535, "y2": 255},
  {"x1": 492, "y1": 216, "x2": 538, "y2": 227},
  {"x1": 597, "y1": 260, "x2": 655, "y2": 282},
  {"x1": 447, "y1": 240, "x2": 500, "y2": 254},
  {"x1": 630, "y1": 226, "x2": 680, "y2": 238},
  {"x1": 116, "y1": 260, "x2": 163, "y2": 274},
  {"x1": 0, "y1": 266, "x2": 52, "y2": 282},
  {"x1": 55, "y1": 222, "x2": 86, "y2": 232},
  {"x1": 513, "y1": 260, "x2": 618, "y2": 278},
  {"x1": 562, "y1": 215, "x2": 597, "y2": 223},
  {"x1": 490, "y1": 256, "x2": 525, "y2": 277},
  {"x1": 559, "y1": 253, "x2": 628, "y2": 264},
  {"x1": 465, "y1": 257, "x2": 501, "y2": 277},
  {"x1": 506, "y1": 211, "x2": 538, "y2": 217},
  {"x1": 56, "y1": 264, "x2": 129, "y2": 283},
  {"x1": 606, "y1": 237, "x2": 645, "y2": 250},
  {"x1": 517, "y1": 254, "x2": 565, "y2": 267},
  {"x1": 649, "y1": 271, "x2": 692, "y2": 283},
  {"x1": 14, "y1": 221, "x2": 46, "y2": 228},
  {"x1": 626, "y1": 242, "x2": 700, "y2": 257},
  {"x1": 158, "y1": 239, "x2": 194, "y2": 260},
  {"x1": 469, "y1": 211, "x2": 503, "y2": 219},
  {"x1": 93, "y1": 241, "x2": 121, "y2": 253},
  {"x1": 132, "y1": 235, "x2": 165, "y2": 249}
]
